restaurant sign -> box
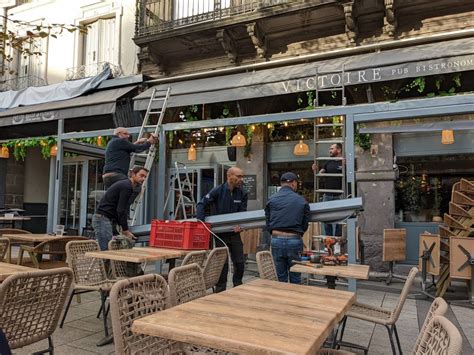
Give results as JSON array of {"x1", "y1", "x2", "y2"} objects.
[
  {"x1": 280, "y1": 54, "x2": 474, "y2": 93},
  {"x1": 11, "y1": 111, "x2": 57, "y2": 125}
]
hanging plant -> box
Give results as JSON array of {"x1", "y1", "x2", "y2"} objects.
[
  {"x1": 354, "y1": 124, "x2": 371, "y2": 151},
  {"x1": 244, "y1": 125, "x2": 254, "y2": 158}
]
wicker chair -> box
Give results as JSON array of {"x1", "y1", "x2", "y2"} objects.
[
  {"x1": 60, "y1": 240, "x2": 116, "y2": 344},
  {"x1": 108, "y1": 239, "x2": 128, "y2": 279},
  {"x1": 0, "y1": 268, "x2": 73, "y2": 353},
  {"x1": 168, "y1": 263, "x2": 206, "y2": 307},
  {"x1": 181, "y1": 250, "x2": 208, "y2": 268},
  {"x1": 17, "y1": 236, "x2": 87, "y2": 269},
  {"x1": 109, "y1": 274, "x2": 179, "y2": 355},
  {"x1": 256, "y1": 251, "x2": 278, "y2": 281},
  {"x1": 202, "y1": 247, "x2": 228, "y2": 291},
  {"x1": 413, "y1": 297, "x2": 449, "y2": 352},
  {"x1": 0, "y1": 237, "x2": 9, "y2": 262},
  {"x1": 0, "y1": 228, "x2": 32, "y2": 263},
  {"x1": 316, "y1": 350, "x2": 355, "y2": 355},
  {"x1": 338, "y1": 267, "x2": 419, "y2": 355},
  {"x1": 414, "y1": 315, "x2": 462, "y2": 355}
]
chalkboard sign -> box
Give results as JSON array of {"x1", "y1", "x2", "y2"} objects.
[{"x1": 243, "y1": 175, "x2": 257, "y2": 200}]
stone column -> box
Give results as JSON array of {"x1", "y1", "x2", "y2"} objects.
[{"x1": 4, "y1": 157, "x2": 25, "y2": 209}]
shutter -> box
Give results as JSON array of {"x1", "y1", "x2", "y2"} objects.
[
  {"x1": 98, "y1": 18, "x2": 116, "y2": 64},
  {"x1": 84, "y1": 20, "x2": 99, "y2": 66}
]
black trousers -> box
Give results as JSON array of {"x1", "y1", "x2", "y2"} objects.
[{"x1": 215, "y1": 232, "x2": 245, "y2": 292}]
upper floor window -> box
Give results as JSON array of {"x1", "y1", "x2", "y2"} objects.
[{"x1": 83, "y1": 17, "x2": 116, "y2": 67}]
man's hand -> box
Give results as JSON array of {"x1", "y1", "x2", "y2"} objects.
[
  {"x1": 233, "y1": 225, "x2": 242, "y2": 233},
  {"x1": 147, "y1": 134, "x2": 158, "y2": 144},
  {"x1": 312, "y1": 163, "x2": 318, "y2": 173},
  {"x1": 134, "y1": 137, "x2": 148, "y2": 144},
  {"x1": 122, "y1": 230, "x2": 137, "y2": 240}
]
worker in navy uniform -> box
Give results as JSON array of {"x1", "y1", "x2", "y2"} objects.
[
  {"x1": 197, "y1": 167, "x2": 248, "y2": 292},
  {"x1": 265, "y1": 172, "x2": 310, "y2": 284}
]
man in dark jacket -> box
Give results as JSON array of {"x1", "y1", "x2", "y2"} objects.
[
  {"x1": 265, "y1": 172, "x2": 310, "y2": 284},
  {"x1": 102, "y1": 127, "x2": 157, "y2": 189},
  {"x1": 196, "y1": 167, "x2": 247, "y2": 292}
]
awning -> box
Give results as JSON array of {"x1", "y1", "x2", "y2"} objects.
[
  {"x1": 134, "y1": 37, "x2": 474, "y2": 110},
  {"x1": 0, "y1": 86, "x2": 136, "y2": 128}
]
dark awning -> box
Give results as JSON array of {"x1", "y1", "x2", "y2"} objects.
[
  {"x1": 134, "y1": 37, "x2": 474, "y2": 110},
  {"x1": 0, "y1": 86, "x2": 136, "y2": 128}
]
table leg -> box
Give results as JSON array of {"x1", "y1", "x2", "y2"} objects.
[
  {"x1": 168, "y1": 258, "x2": 176, "y2": 271},
  {"x1": 326, "y1": 276, "x2": 337, "y2": 289}
]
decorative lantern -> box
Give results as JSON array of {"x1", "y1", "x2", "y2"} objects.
[
  {"x1": 293, "y1": 140, "x2": 309, "y2": 156},
  {"x1": 50, "y1": 145, "x2": 58, "y2": 156},
  {"x1": 231, "y1": 131, "x2": 246, "y2": 147},
  {"x1": 441, "y1": 130, "x2": 454, "y2": 145},
  {"x1": 0, "y1": 146, "x2": 9, "y2": 159},
  {"x1": 188, "y1": 144, "x2": 196, "y2": 161},
  {"x1": 97, "y1": 136, "x2": 103, "y2": 146}
]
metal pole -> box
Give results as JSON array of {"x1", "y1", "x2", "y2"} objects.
[
  {"x1": 52, "y1": 120, "x2": 64, "y2": 228},
  {"x1": 156, "y1": 128, "x2": 167, "y2": 219},
  {"x1": 347, "y1": 217, "x2": 357, "y2": 292},
  {"x1": 46, "y1": 157, "x2": 56, "y2": 233}
]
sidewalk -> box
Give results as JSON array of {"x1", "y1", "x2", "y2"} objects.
[{"x1": 12, "y1": 263, "x2": 474, "y2": 354}]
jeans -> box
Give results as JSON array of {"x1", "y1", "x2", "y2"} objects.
[
  {"x1": 92, "y1": 214, "x2": 113, "y2": 251},
  {"x1": 322, "y1": 193, "x2": 343, "y2": 236},
  {"x1": 215, "y1": 233, "x2": 245, "y2": 292},
  {"x1": 271, "y1": 237, "x2": 303, "y2": 284}
]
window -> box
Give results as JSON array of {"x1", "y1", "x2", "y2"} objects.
[{"x1": 83, "y1": 17, "x2": 116, "y2": 67}]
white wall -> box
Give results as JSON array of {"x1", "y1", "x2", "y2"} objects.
[
  {"x1": 7, "y1": 0, "x2": 138, "y2": 84},
  {"x1": 23, "y1": 147, "x2": 50, "y2": 203}
]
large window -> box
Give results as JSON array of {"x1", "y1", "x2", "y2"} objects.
[{"x1": 83, "y1": 17, "x2": 116, "y2": 67}]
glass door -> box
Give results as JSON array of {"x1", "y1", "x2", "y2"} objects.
[{"x1": 60, "y1": 163, "x2": 82, "y2": 235}]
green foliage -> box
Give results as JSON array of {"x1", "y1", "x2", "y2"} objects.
[
  {"x1": 397, "y1": 176, "x2": 422, "y2": 212},
  {"x1": 244, "y1": 125, "x2": 254, "y2": 158},
  {"x1": 354, "y1": 124, "x2": 371, "y2": 151}
]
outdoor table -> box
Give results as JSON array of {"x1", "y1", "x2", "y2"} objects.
[
  {"x1": 2, "y1": 233, "x2": 60, "y2": 263},
  {"x1": 291, "y1": 263, "x2": 370, "y2": 289},
  {"x1": 0, "y1": 216, "x2": 31, "y2": 229},
  {"x1": 0, "y1": 262, "x2": 38, "y2": 282},
  {"x1": 132, "y1": 278, "x2": 356, "y2": 354}
]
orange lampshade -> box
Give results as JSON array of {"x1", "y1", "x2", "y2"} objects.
[
  {"x1": 293, "y1": 140, "x2": 309, "y2": 156},
  {"x1": 0, "y1": 146, "x2": 9, "y2": 159},
  {"x1": 188, "y1": 145, "x2": 196, "y2": 161},
  {"x1": 50, "y1": 145, "x2": 58, "y2": 156},
  {"x1": 97, "y1": 136, "x2": 103, "y2": 146},
  {"x1": 231, "y1": 131, "x2": 246, "y2": 147},
  {"x1": 441, "y1": 130, "x2": 454, "y2": 145}
]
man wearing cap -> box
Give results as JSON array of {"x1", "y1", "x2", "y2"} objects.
[{"x1": 265, "y1": 172, "x2": 310, "y2": 284}]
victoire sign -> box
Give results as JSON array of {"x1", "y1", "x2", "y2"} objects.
[{"x1": 280, "y1": 54, "x2": 474, "y2": 93}]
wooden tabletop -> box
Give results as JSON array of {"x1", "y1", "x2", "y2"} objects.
[
  {"x1": 132, "y1": 278, "x2": 355, "y2": 354},
  {"x1": 0, "y1": 216, "x2": 31, "y2": 221},
  {"x1": 0, "y1": 262, "x2": 38, "y2": 282},
  {"x1": 2, "y1": 234, "x2": 60, "y2": 243},
  {"x1": 290, "y1": 263, "x2": 370, "y2": 280},
  {"x1": 85, "y1": 247, "x2": 194, "y2": 263}
]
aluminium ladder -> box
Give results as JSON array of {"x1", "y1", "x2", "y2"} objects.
[
  {"x1": 129, "y1": 87, "x2": 171, "y2": 225},
  {"x1": 163, "y1": 162, "x2": 197, "y2": 220}
]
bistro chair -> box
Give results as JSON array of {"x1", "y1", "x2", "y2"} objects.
[
  {"x1": 168, "y1": 263, "x2": 206, "y2": 307},
  {"x1": 181, "y1": 249, "x2": 208, "y2": 268},
  {"x1": 108, "y1": 239, "x2": 128, "y2": 279},
  {"x1": 256, "y1": 250, "x2": 278, "y2": 281},
  {"x1": 60, "y1": 240, "x2": 116, "y2": 343},
  {"x1": 17, "y1": 236, "x2": 87, "y2": 269},
  {"x1": 0, "y1": 229, "x2": 32, "y2": 263},
  {"x1": 0, "y1": 268, "x2": 73, "y2": 353},
  {"x1": 414, "y1": 315, "x2": 462, "y2": 355},
  {"x1": 202, "y1": 247, "x2": 228, "y2": 291},
  {"x1": 337, "y1": 267, "x2": 419, "y2": 355},
  {"x1": 413, "y1": 297, "x2": 449, "y2": 352},
  {"x1": 0, "y1": 237, "x2": 9, "y2": 262}
]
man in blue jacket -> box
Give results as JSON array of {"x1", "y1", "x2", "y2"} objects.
[
  {"x1": 197, "y1": 167, "x2": 247, "y2": 292},
  {"x1": 265, "y1": 172, "x2": 310, "y2": 284}
]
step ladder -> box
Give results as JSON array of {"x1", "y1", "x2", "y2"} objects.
[
  {"x1": 129, "y1": 87, "x2": 171, "y2": 225},
  {"x1": 164, "y1": 162, "x2": 197, "y2": 220},
  {"x1": 313, "y1": 65, "x2": 347, "y2": 108}
]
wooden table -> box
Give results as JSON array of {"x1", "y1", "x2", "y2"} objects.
[
  {"x1": 0, "y1": 216, "x2": 31, "y2": 229},
  {"x1": 291, "y1": 263, "x2": 370, "y2": 289},
  {"x1": 132, "y1": 278, "x2": 355, "y2": 354},
  {"x1": 0, "y1": 262, "x2": 38, "y2": 282},
  {"x1": 3, "y1": 234, "x2": 59, "y2": 263}
]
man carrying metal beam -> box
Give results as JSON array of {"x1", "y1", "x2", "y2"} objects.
[{"x1": 197, "y1": 167, "x2": 248, "y2": 293}]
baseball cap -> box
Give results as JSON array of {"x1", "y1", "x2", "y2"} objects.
[{"x1": 280, "y1": 172, "x2": 298, "y2": 182}]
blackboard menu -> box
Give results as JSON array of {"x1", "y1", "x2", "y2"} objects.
[{"x1": 243, "y1": 175, "x2": 257, "y2": 200}]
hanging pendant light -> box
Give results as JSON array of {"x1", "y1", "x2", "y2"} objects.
[
  {"x1": 293, "y1": 140, "x2": 309, "y2": 156},
  {"x1": 50, "y1": 145, "x2": 58, "y2": 156},
  {"x1": 441, "y1": 130, "x2": 454, "y2": 145},
  {"x1": 0, "y1": 146, "x2": 9, "y2": 159},
  {"x1": 97, "y1": 135, "x2": 103, "y2": 146},
  {"x1": 188, "y1": 144, "x2": 196, "y2": 161},
  {"x1": 231, "y1": 131, "x2": 246, "y2": 147}
]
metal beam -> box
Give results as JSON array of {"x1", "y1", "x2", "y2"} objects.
[{"x1": 52, "y1": 120, "x2": 64, "y2": 229}]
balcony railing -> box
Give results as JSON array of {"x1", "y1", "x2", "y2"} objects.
[
  {"x1": 65, "y1": 62, "x2": 123, "y2": 81},
  {"x1": 136, "y1": 0, "x2": 290, "y2": 36},
  {"x1": 0, "y1": 75, "x2": 47, "y2": 92}
]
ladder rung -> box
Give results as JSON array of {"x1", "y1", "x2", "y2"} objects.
[
  {"x1": 316, "y1": 189, "x2": 344, "y2": 193},
  {"x1": 317, "y1": 88, "x2": 344, "y2": 92},
  {"x1": 144, "y1": 125, "x2": 158, "y2": 129},
  {"x1": 148, "y1": 111, "x2": 162, "y2": 115},
  {"x1": 152, "y1": 97, "x2": 166, "y2": 101},
  {"x1": 315, "y1": 140, "x2": 344, "y2": 144},
  {"x1": 315, "y1": 124, "x2": 344, "y2": 127},
  {"x1": 315, "y1": 173, "x2": 344, "y2": 177},
  {"x1": 315, "y1": 157, "x2": 344, "y2": 161}
]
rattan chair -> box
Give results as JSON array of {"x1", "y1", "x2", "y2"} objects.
[
  {"x1": 17, "y1": 236, "x2": 87, "y2": 269},
  {"x1": 0, "y1": 237, "x2": 9, "y2": 262},
  {"x1": 60, "y1": 240, "x2": 116, "y2": 344},
  {"x1": 0, "y1": 268, "x2": 73, "y2": 353},
  {"x1": 108, "y1": 239, "x2": 128, "y2": 279},
  {"x1": 202, "y1": 247, "x2": 228, "y2": 291},
  {"x1": 256, "y1": 250, "x2": 278, "y2": 281},
  {"x1": 181, "y1": 249, "x2": 208, "y2": 268},
  {"x1": 109, "y1": 274, "x2": 179, "y2": 354},
  {"x1": 0, "y1": 228, "x2": 32, "y2": 263},
  {"x1": 414, "y1": 315, "x2": 462, "y2": 355},
  {"x1": 168, "y1": 263, "x2": 206, "y2": 307},
  {"x1": 338, "y1": 267, "x2": 419, "y2": 355},
  {"x1": 316, "y1": 350, "x2": 355, "y2": 355},
  {"x1": 412, "y1": 297, "x2": 449, "y2": 352}
]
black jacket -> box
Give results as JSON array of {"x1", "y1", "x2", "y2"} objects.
[
  {"x1": 103, "y1": 136, "x2": 151, "y2": 175},
  {"x1": 96, "y1": 179, "x2": 134, "y2": 231},
  {"x1": 196, "y1": 182, "x2": 248, "y2": 221}
]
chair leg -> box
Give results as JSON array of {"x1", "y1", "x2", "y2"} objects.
[
  {"x1": 17, "y1": 248, "x2": 24, "y2": 265},
  {"x1": 31, "y1": 335, "x2": 54, "y2": 354},
  {"x1": 385, "y1": 325, "x2": 397, "y2": 355},
  {"x1": 393, "y1": 324, "x2": 403, "y2": 354},
  {"x1": 60, "y1": 290, "x2": 75, "y2": 328},
  {"x1": 100, "y1": 290, "x2": 109, "y2": 337},
  {"x1": 29, "y1": 251, "x2": 39, "y2": 268},
  {"x1": 337, "y1": 316, "x2": 348, "y2": 348},
  {"x1": 96, "y1": 303, "x2": 103, "y2": 319}
]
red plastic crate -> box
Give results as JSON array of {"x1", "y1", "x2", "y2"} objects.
[{"x1": 150, "y1": 220, "x2": 211, "y2": 250}]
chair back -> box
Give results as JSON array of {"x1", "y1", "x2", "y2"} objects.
[
  {"x1": 110, "y1": 274, "x2": 172, "y2": 355},
  {"x1": 168, "y1": 263, "x2": 206, "y2": 307},
  {"x1": 181, "y1": 250, "x2": 208, "y2": 268},
  {"x1": 389, "y1": 266, "x2": 418, "y2": 323},
  {"x1": 32, "y1": 236, "x2": 87, "y2": 256},
  {"x1": 413, "y1": 297, "x2": 449, "y2": 352},
  {"x1": 414, "y1": 315, "x2": 462, "y2": 355},
  {"x1": 108, "y1": 239, "x2": 128, "y2": 279},
  {"x1": 0, "y1": 229, "x2": 31, "y2": 236},
  {"x1": 66, "y1": 240, "x2": 108, "y2": 286},
  {"x1": 256, "y1": 251, "x2": 278, "y2": 281},
  {"x1": 202, "y1": 247, "x2": 228, "y2": 290},
  {"x1": 0, "y1": 238, "x2": 9, "y2": 262},
  {"x1": 0, "y1": 268, "x2": 73, "y2": 349}
]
